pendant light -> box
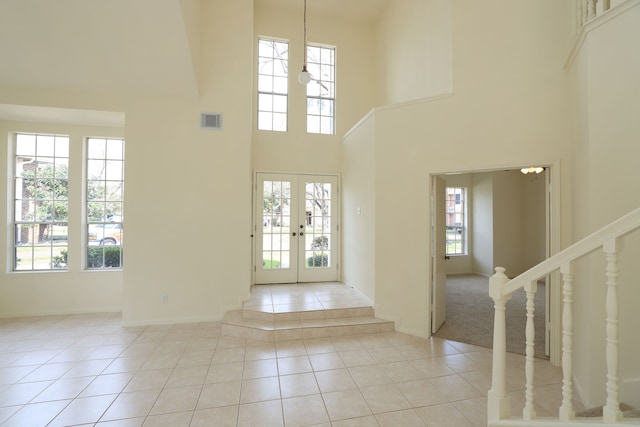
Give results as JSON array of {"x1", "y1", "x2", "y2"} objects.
[{"x1": 297, "y1": 0, "x2": 311, "y2": 85}]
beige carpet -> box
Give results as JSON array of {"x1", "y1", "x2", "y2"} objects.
[{"x1": 434, "y1": 274, "x2": 547, "y2": 359}]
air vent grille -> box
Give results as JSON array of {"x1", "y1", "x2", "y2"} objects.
[{"x1": 201, "y1": 112, "x2": 222, "y2": 130}]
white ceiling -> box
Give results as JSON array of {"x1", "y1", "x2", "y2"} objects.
[{"x1": 0, "y1": 0, "x2": 387, "y2": 125}]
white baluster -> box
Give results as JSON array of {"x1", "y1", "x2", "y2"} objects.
[
  {"x1": 587, "y1": 0, "x2": 598, "y2": 21},
  {"x1": 603, "y1": 238, "x2": 623, "y2": 422},
  {"x1": 559, "y1": 262, "x2": 575, "y2": 421},
  {"x1": 523, "y1": 280, "x2": 537, "y2": 420},
  {"x1": 582, "y1": 0, "x2": 589, "y2": 24},
  {"x1": 602, "y1": 0, "x2": 611, "y2": 12},
  {"x1": 577, "y1": 0, "x2": 585, "y2": 29},
  {"x1": 488, "y1": 267, "x2": 512, "y2": 421}
]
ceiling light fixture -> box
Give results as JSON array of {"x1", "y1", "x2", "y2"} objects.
[
  {"x1": 297, "y1": 0, "x2": 311, "y2": 85},
  {"x1": 520, "y1": 166, "x2": 545, "y2": 174}
]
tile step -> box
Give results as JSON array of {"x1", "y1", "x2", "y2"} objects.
[
  {"x1": 221, "y1": 309, "x2": 395, "y2": 342},
  {"x1": 240, "y1": 306, "x2": 375, "y2": 322}
]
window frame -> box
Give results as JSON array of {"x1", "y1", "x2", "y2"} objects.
[
  {"x1": 305, "y1": 43, "x2": 336, "y2": 135},
  {"x1": 12, "y1": 132, "x2": 70, "y2": 271},
  {"x1": 85, "y1": 137, "x2": 125, "y2": 270},
  {"x1": 257, "y1": 37, "x2": 289, "y2": 132}
]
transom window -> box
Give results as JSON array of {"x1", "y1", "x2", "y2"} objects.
[
  {"x1": 257, "y1": 38, "x2": 289, "y2": 132},
  {"x1": 306, "y1": 44, "x2": 335, "y2": 135},
  {"x1": 13, "y1": 133, "x2": 69, "y2": 270},
  {"x1": 445, "y1": 187, "x2": 467, "y2": 255},
  {"x1": 86, "y1": 137, "x2": 125, "y2": 269}
]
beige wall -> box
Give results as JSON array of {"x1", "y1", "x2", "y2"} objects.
[
  {"x1": 344, "y1": 0, "x2": 574, "y2": 335},
  {"x1": 568, "y1": 3, "x2": 640, "y2": 408},
  {"x1": 342, "y1": 114, "x2": 376, "y2": 303},
  {"x1": 0, "y1": 1, "x2": 255, "y2": 324},
  {"x1": 122, "y1": 0, "x2": 254, "y2": 325},
  {"x1": 0, "y1": 120, "x2": 124, "y2": 316},
  {"x1": 375, "y1": 0, "x2": 453, "y2": 105},
  {"x1": 492, "y1": 170, "x2": 525, "y2": 276},
  {"x1": 252, "y1": 5, "x2": 377, "y2": 174},
  {"x1": 522, "y1": 170, "x2": 547, "y2": 270},
  {"x1": 472, "y1": 173, "x2": 494, "y2": 276}
]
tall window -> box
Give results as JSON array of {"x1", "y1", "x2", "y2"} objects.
[
  {"x1": 13, "y1": 133, "x2": 69, "y2": 270},
  {"x1": 306, "y1": 44, "x2": 335, "y2": 135},
  {"x1": 86, "y1": 138, "x2": 125, "y2": 269},
  {"x1": 445, "y1": 187, "x2": 467, "y2": 255},
  {"x1": 257, "y1": 38, "x2": 289, "y2": 132}
]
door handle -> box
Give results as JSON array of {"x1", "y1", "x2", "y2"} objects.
[
  {"x1": 300, "y1": 232, "x2": 304, "y2": 236},
  {"x1": 445, "y1": 255, "x2": 450, "y2": 260},
  {"x1": 292, "y1": 232, "x2": 297, "y2": 236}
]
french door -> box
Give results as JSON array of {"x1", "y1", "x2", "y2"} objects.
[{"x1": 255, "y1": 173, "x2": 339, "y2": 284}]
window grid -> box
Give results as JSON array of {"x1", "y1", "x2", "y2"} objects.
[
  {"x1": 445, "y1": 187, "x2": 467, "y2": 255},
  {"x1": 13, "y1": 133, "x2": 70, "y2": 271},
  {"x1": 306, "y1": 44, "x2": 335, "y2": 135},
  {"x1": 86, "y1": 137, "x2": 125, "y2": 269},
  {"x1": 257, "y1": 38, "x2": 289, "y2": 132}
]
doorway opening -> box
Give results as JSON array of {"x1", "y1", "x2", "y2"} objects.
[{"x1": 430, "y1": 165, "x2": 560, "y2": 362}]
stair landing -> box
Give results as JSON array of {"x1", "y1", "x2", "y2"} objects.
[{"x1": 222, "y1": 282, "x2": 395, "y2": 342}]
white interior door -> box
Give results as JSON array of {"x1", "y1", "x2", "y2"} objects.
[
  {"x1": 431, "y1": 176, "x2": 447, "y2": 333},
  {"x1": 255, "y1": 173, "x2": 338, "y2": 284}
]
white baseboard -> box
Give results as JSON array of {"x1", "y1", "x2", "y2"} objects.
[
  {"x1": 121, "y1": 314, "x2": 222, "y2": 327},
  {"x1": 0, "y1": 307, "x2": 121, "y2": 319},
  {"x1": 397, "y1": 326, "x2": 430, "y2": 339}
]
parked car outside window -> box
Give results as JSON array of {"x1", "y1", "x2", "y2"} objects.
[{"x1": 88, "y1": 223, "x2": 123, "y2": 246}]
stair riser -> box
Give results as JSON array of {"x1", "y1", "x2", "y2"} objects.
[
  {"x1": 242, "y1": 306, "x2": 374, "y2": 322},
  {"x1": 221, "y1": 321, "x2": 395, "y2": 342}
]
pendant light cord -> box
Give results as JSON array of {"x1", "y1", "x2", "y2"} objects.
[{"x1": 303, "y1": 0, "x2": 307, "y2": 68}]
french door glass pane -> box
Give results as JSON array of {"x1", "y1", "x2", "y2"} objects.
[
  {"x1": 262, "y1": 180, "x2": 291, "y2": 270},
  {"x1": 305, "y1": 181, "x2": 331, "y2": 268}
]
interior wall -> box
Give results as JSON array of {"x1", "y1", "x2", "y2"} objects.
[
  {"x1": 471, "y1": 173, "x2": 493, "y2": 277},
  {"x1": 0, "y1": 120, "x2": 124, "y2": 316},
  {"x1": 122, "y1": 0, "x2": 254, "y2": 325},
  {"x1": 341, "y1": 114, "x2": 376, "y2": 302},
  {"x1": 375, "y1": 0, "x2": 453, "y2": 105},
  {"x1": 522, "y1": 169, "x2": 547, "y2": 269},
  {"x1": 345, "y1": 0, "x2": 574, "y2": 336},
  {"x1": 569, "y1": 3, "x2": 640, "y2": 408},
  {"x1": 0, "y1": 0, "x2": 255, "y2": 324},
  {"x1": 492, "y1": 170, "x2": 525, "y2": 277},
  {"x1": 252, "y1": 5, "x2": 377, "y2": 174}
]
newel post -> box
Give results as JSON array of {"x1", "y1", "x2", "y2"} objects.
[{"x1": 488, "y1": 267, "x2": 512, "y2": 422}]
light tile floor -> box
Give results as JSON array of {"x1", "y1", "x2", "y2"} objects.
[{"x1": 0, "y1": 284, "x2": 573, "y2": 427}]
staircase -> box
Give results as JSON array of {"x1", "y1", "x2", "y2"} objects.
[
  {"x1": 488, "y1": 207, "x2": 640, "y2": 426},
  {"x1": 221, "y1": 283, "x2": 395, "y2": 342}
]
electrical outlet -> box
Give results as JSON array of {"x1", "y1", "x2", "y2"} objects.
[{"x1": 161, "y1": 294, "x2": 168, "y2": 304}]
